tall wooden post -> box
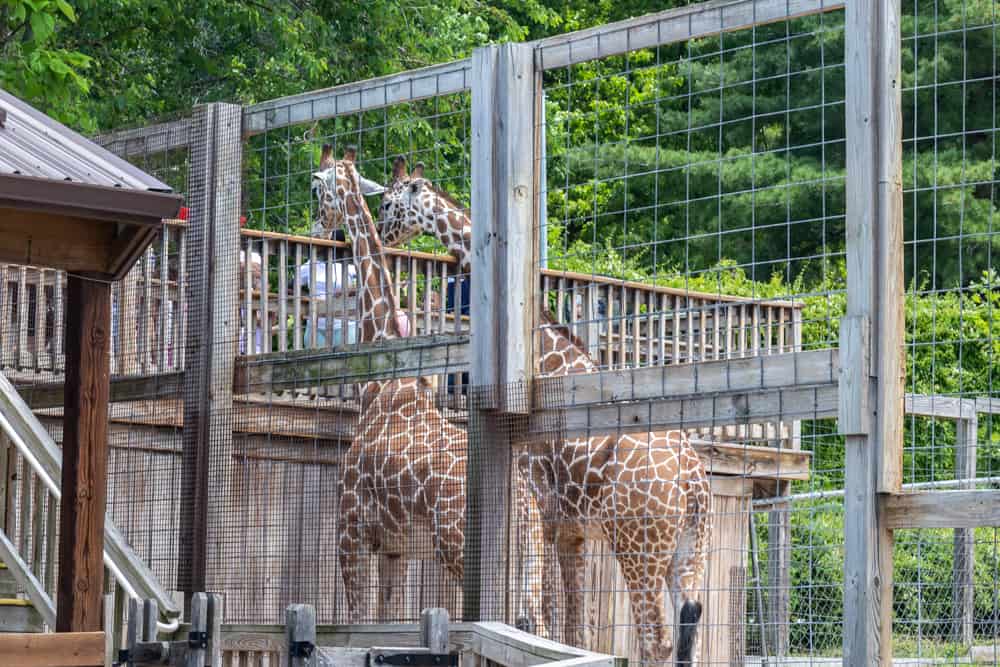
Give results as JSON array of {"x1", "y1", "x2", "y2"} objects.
[
  {"x1": 840, "y1": 0, "x2": 904, "y2": 661},
  {"x1": 465, "y1": 42, "x2": 539, "y2": 624},
  {"x1": 178, "y1": 103, "x2": 242, "y2": 601},
  {"x1": 57, "y1": 276, "x2": 112, "y2": 632}
]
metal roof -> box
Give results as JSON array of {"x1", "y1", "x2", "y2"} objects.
[{"x1": 0, "y1": 86, "x2": 174, "y2": 193}]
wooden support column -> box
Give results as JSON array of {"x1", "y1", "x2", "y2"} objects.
[
  {"x1": 840, "y1": 0, "x2": 904, "y2": 661},
  {"x1": 465, "y1": 42, "x2": 539, "y2": 624},
  {"x1": 766, "y1": 482, "x2": 791, "y2": 657},
  {"x1": 178, "y1": 103, "x2": 242, "y2": 601},
  {"x1": 953, "y1": 414, "x2": 977, "y2": 646},
  {"x1": 57, "y1": 276, "x2": 112, "y2": 632}
]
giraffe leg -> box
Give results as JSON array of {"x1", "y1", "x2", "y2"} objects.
[
  {"x1": 337, "y1": 499, "x2": 368, "y2": 624},
  {"x1": 669, "y1": 475, "x2": 712, "y2": 667},
  {"x1": 618, "y1": 550, "x2": 672, "y2": 666},
  {"x1": 377, "y1": 541, "x2": 406, "y2": 622},
  {"x1": 556, "y1": 532, "x2": 588, "y2": 649}
]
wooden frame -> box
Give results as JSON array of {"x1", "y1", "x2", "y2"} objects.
[{"x1": 0, "y1": 631, "x2": 105, "y2": 667}]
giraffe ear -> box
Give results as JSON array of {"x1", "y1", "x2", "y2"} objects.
[
  {"x1": 319, "y1": 144, "x2": 334, "y2": 169},
  {"x1": 411, "y1": 162, "x2": 425, "y2": 178},
  {"x1": 342, "y1": 146, "x2": 357, "y2": 162},
  {"x1": 392, "y1": 156, "x2": 408, "y2": 180}
]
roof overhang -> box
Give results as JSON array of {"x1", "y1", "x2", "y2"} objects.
[{"x1": 0, "y1": 173, "x2": 182, "y2": 281}]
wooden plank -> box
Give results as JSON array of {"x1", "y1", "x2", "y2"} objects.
[
  {"x1": 186, "y1": 593, "x2": 209, "y2": 667},
  {"x1": 420, "y1": 608, "x2": 449, "y2": 654},
  {"x1": 883, "y1": 490, "x2": 1000, "y2": 529},
  {"x1": 557, "y1": 348, "x2": 838, "y2": 405},
  {"x1": 16, "y1": 371, "x2": 184, "y2": 409},
  {"x1": 234, "y1": 334, "x2": 469, "y2": 392},
  {"x1": 244, "y1": 59, "x2": 473, "y2": 134},
  {"x1": 547, "y1": 382, "x2": 839, "y2": 438},
  {"x1": 0, "y1": 631, "x2": 106, "y2": 667},
  {"x1": 58, "y1": 276, "x2": 112, "y2": 633}
]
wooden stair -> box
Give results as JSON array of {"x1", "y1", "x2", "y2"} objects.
[{"x1": 0, "y1": 563, "x2": 44, "y2": 632}]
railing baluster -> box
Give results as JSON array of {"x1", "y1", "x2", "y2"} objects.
[
  {"x1": 159, "y1": 228, "x2": 171, "y2": 370},
  {"x1": 604, "y1": 285, "x2": 613, "y2": 369},
  {"x1": 43, "y1": 490, "x2": 56, "y2": 596},
  {"x1": 308, "y1": 244, "x2": 318, "y2": 351},
  {"x1": 142, "y1": 247, "x2": 154, "y2": 374},
  {"x1": 33, "y1": 270, "x2": 46, "y2": 371},
  {"x1": 30, "y1": 475, "x2": 44, "y2": 578},
  {"x1": 293, "y1": 243, "x2": 303, "y2": 351},
  {"x1": 17, "y1": 267, "x2": 28, "y2": 369},
  {"x1": 260, "y1": 238, "x2": 270, "y2": 354},
  {"x1": 325, "y1": 247, "x2": 335, "y2": 349},
  {"x1": 423, "y1": 260, "x2": 433, "y2": 336},
  {"x1": 278, "y1": 240, "x2": 288, "y2": 353},
  {"x1": 408, "y1": 256, "x2": 417, "y2": 334},
  {"x1": 53, "y1": 271, "x2": 64, "y2": 373},
  {"x1": 631, "y1": 288, "x2": 641, "y2": 368},
  {"x1": 438, "y1": 262, "x2": 447, "y2": 334},
  {"x1": 243, "y1": 237, "x2": 254, "y2": 355}
]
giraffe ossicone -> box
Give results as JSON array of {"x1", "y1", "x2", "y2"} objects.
[{"x1": 377, "y1": 156, "x2": 713, "y2": 666}]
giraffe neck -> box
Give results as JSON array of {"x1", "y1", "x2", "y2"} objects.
[
  {"x1": 340, "y1": 171, "x2": 405, "y2": 342},
  {"x1": 415, "y1": 193, "x2": 472, "y2": 275},
  {"x1": 415, "y1": 191, "x2": 598, "y2": 376}
]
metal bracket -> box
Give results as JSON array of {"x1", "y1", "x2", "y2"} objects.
[
  {"x1": 369, "y1": 653, "x2": 458, "y2": 667},
  {"x1": 290, "y1": 640, "x2": 315, "y2": 658},
  {"x1": 188, "y1": 630, "x2": 209, "y2": 650}
]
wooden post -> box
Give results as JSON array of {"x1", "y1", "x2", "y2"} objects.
[
  {"x1": 57, "y1": 276, "x2": 112, "y2": 633},
  {"x1": 285, "y1": 603, "x2": 316, "y2": 667},
  {"x1": 185, "y1": 593, "x2": 209, "y2": 667},
  {"x1": 179, "y1": 103, "x2": 242, "y2": 601},
  {"x1": 466, "y1": 42, "x2": 539, "y2": 625},
  {"x1": 420, "y1": 608, "x2": 449, "y2": 654},
  {"x1": 840, "y1": 0, "x2": 904, "y2": 660},
  {"x1": 953, "y1": 415, "x2": 977, "y2": 646},
  {"x1": 766, "y1": 484, "x2": 791, "y2": 656}
]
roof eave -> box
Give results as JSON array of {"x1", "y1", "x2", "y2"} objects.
[{"x1": 0, "y1": 173, "x2": 183, "y2": 225}]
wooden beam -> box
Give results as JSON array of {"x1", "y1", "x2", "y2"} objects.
[
  {"x1": 691, "y1": 441, "x2": 811, "y2": 481},
  {"x1": 18, "y1": 372, "x2": 183, "y2": 409},
  {"x1": 841, "y1": 0, "x2": 904, "y2": 660},
  {"x1": 234, "y1": 335, "x2": 469, "y2": 393},
  {"x1": 0, "y1": 631, "x2": 105, "y2": 667},
  {"x1": 883, "y1": 490, "x2": 1000, "y2": 529},
  {"x1": 535, "y1": 0, "x2": 844, "y2": 70},
  {"x1": 554, "y1": 348, "x2": 838, "y2": 406},
  {"x1": 58, "y1": 277, "x2": 111, "y2": 632},
  {"x1": 244, "y1": 59, "x2": 473, "y2": 134},
  {"x1": 544, "y1": 382, "x2": 839, "y2": 438},
  {"x1": 93, "y1": 117, "x2": 193, "y2": 157},
  {"x1": 0, "y1": 209, "x2": 115, "y2": 275}
]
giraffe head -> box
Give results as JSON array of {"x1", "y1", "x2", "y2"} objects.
[
  {"x1": 377, "y1": 156, "x2": 472, "y2": 273},
  {"x1": 537, "y1": 309, "x2": 599, "y2": 376},
  {"x1": 376, "y1": 155, "x2": 427, "y2": 247},
  {"x1": 311, "y1": 144, "x2": 384, "y2": 239}
]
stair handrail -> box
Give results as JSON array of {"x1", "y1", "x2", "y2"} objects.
[{"x1": 0, "y1": 370, "x2": 180, "y2": 632}]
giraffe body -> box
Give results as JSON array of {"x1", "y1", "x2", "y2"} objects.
[
  {"x1": 377, "y1": 158, "x2": 713, "y2": 665},
  {"x1": 312, "y1": 149, "x2": 548, "y2": 632}
]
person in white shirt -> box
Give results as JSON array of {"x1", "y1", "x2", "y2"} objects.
[
  {"x1": 296, "y1": 258, "x2": 359, "y2": 347},
  {"x1": 240, "y1": 216, "x2": 265, "y2": 354}
]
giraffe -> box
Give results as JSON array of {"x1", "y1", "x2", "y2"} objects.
[
  {"x1": 376, "y1": 157, "x2": 713, "y2": 665},
  {"x1": 311, "y1": 149, "x2": 548, "y2": 634}
]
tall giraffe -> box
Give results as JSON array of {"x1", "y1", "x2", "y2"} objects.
[
  {"x1": 376, "y1": 157, "x2": 713, "y2": 665},
  {"x1": 311, "y1": 150, "x2": 548, "y2": 633}
]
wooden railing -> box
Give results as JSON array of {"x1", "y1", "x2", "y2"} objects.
[
  {"x1": 0, "y1": 220, "x2": 187, "y2": 380},
  {"x1": 238, "y1": 229, "x2": 469, "y2": 356},
  {"x1": 0, "y1": 224, "x2": 802, "y2": 386},
  {"x1": 543, "y1": 269, "x2": 802, "y2": 370}
]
